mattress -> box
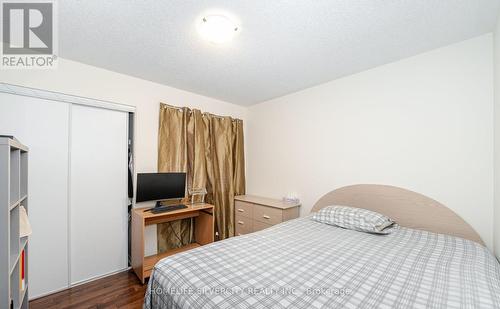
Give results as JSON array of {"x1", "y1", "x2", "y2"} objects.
[{"x1": 144, "y1": 216, "x2": 500, "y2": 309}]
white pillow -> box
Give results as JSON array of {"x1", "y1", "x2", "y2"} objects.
[{"x1": 312, "y1": 205, "x2": 397, "y2": 234}]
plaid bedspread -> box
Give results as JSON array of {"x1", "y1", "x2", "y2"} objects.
[{"x1": 144, "y1": 216, "x2": 500, "y2": 309}]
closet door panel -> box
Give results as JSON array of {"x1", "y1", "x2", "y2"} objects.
[
  {"x1": 0, "y1": 93, "x2": 69, "y2": 298},
  {"x1": 70, "y1": 104, "x2": 128, "y2": 284}
]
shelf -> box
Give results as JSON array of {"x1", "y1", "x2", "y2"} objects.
[
  {"x1": 11, "y1": 140, "x2": 28, "y2": 152},
  {"x1": 9, "y1": 195, "x2": 27, "y2": 211},
  {"x1": 1, "y1": 137, "x2": 28, "y2": 309},
  {"x1": 9, "y1": 200, "x2": 19, "y2": 211},
  {"x1": 144, "y1": 243, "x2": 201, "y2": 271},
  {"x1": 0, "y1": 138, "x2": 29, "y2": 152}
]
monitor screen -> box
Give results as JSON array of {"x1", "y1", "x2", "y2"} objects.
[{"x1": 136, "y1": 172, "x2": 186, "y2": 202}]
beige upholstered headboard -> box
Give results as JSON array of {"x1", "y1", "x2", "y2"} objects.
[{"x1": 311, "y1": 184, "x2": 484, "y2": 245}]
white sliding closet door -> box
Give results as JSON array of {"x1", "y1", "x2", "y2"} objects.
[
  {"x1": 70, "y1": 104, "x2": 128, "y2": 284},
  {"x1": 0, "y1": 93, "x2": 69, "y2": 298}
]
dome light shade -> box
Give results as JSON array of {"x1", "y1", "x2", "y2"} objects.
[{"x1": 198, "y1": 15, "x2": 238, "y2": 44}]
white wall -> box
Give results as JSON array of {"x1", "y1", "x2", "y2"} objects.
[
  {"x1": 494, "y1": 15, "x2": 500, "y2": 258},
  {"x1": 0, "y1": 58, "x2": 248, "y2": 256},
  {"x1": 0, "y1": 58, "x2": 248, "y2": 173},
  {"x1": 247, "y1": 34, "x2": 495, "y2": 248},
  {"x1": 1, "y1": 34, "x2": 496, "y2": 254}
]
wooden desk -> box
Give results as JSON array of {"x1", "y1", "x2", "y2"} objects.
[{"x1": 131, "y1": 204, "x2": 214, "y2": 283}]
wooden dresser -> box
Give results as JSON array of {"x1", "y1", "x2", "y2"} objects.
[{"x1": 234, "y1": 195, "x2": 301, "y2": 236}]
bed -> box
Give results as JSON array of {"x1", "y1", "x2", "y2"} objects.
[{"x1": 144, "y1": 185, "x2": 500, "y2": 309}]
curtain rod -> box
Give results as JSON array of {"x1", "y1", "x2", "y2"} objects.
[{"x1": 160, "y1": 103, "x2": 242, "y2": 122}]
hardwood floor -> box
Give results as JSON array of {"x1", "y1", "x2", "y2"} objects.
[{"x1": 30, "y1": 270, "x2": 148, "y2": 309}]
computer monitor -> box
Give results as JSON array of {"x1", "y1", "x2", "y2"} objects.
[{"x1": 136, "y1": 172, "x2": 186, "y2": 203}]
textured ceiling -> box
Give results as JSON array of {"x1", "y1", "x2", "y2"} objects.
[{"x1": 59, "y1": 0, "x2": 500, "y2": 106}]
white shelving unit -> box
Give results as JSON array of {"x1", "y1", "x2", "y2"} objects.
[{"x1": 1, "y1": 138, "x2": 29, "y2": 309}]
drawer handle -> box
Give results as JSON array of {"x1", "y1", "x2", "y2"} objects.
[
  {"x1": 237, "y1": 209, "x2": 244, "y2": 212},
  {"x1": 263, "y1": 215, "x2": 271, "y2": 219},
  {"x1": 237, "y1": 221, "x2": 244, "y2": 225}
]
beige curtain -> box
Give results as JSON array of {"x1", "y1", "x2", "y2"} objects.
[{"x1": 157, "y1": 103, "x2": 245, "y2": 252}]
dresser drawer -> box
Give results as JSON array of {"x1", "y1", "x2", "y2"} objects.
[
  {"x1": 235, "y1": 215, "x2": 253, "y2": 236},
  {"x1": 253, "y1": 220, "x2": 273, "y2": 232},
  {"x1": 235, "y1": 201, "x2": 253, "y2": 218},
  {"x1": 253, "y1": 204, "x2": 283, "y2": 225}
]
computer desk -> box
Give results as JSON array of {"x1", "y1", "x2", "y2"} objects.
[{"x1": 131, "y1": 203, "x2": 214, "y2": 283}]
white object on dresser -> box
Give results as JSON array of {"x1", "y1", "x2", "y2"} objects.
[{"x1": 234, "y1": 195, "x2": 300, "y2": 236}]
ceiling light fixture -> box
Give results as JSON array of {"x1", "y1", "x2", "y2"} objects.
[{"x1": 198, "y1": 15, "x2": 239, "y2": 44}]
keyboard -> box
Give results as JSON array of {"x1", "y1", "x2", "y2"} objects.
[{"x1": 150, "y1": 204, "x2": 188, "y2": 214}]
